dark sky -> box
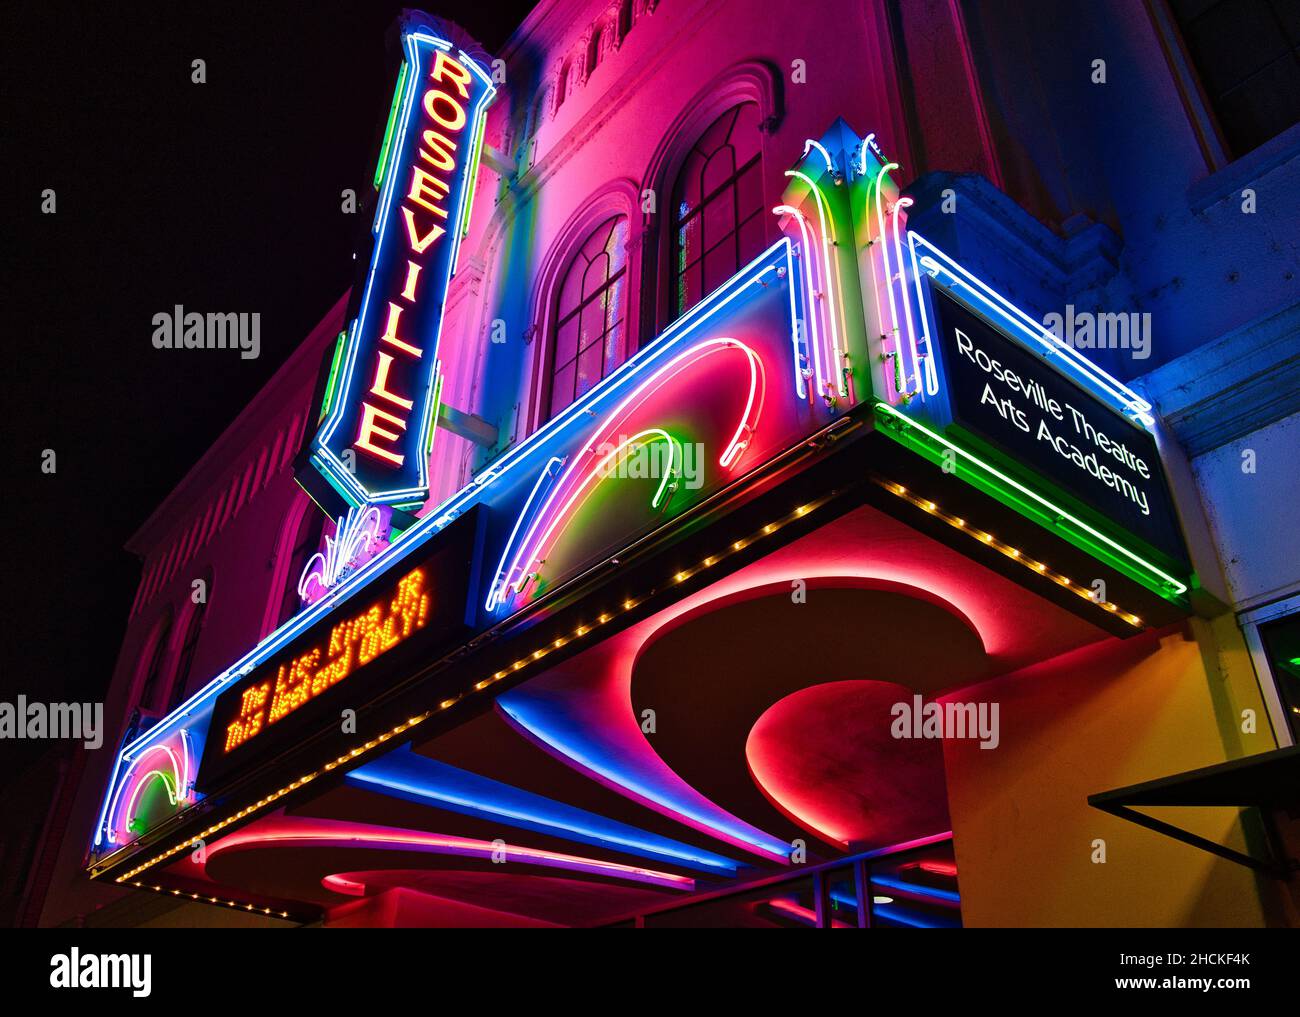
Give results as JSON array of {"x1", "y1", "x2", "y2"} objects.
[{"x1": 1, "y1": 2, "x2": 539, "y2": 779}]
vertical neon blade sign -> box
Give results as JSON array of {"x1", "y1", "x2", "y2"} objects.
[{"x1": 308, "y1": 30, "x2": 495, "y2": 512}]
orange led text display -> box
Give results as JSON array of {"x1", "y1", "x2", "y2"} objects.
[{"x1": 223, "y1": 567, "x2": 431, "y2": 753}]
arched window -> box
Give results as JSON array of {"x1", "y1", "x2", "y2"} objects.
[
  {"x1": 670, "y1": 103, "x2": 766, "y2": 319},
  {"x1": 136, "y1": 613, "x2": 172, "y2": 714},
  {"x1": 545, "y1": 215, "x2": 631, "y2": 420},
  {"x1": 277, "y1": 506, "x2": 324, "y2": 627},
  {"x1": 586, "y1": 29, "x2": 603, "y2": 76},
  {"x1": 168, "y1": 585, "x2": 211, "y2": 711},
  {"x1": 555, "y1": 60, "x2": 571, "y2": 111}
]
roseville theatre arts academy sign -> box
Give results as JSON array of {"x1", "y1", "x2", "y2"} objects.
[{"x1": 921, "y1": 282, "x2": 1186, "y2": 568}]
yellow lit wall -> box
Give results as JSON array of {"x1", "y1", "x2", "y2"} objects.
[{"x1": 941, "y1": 619, "x2": 1299, "y2": 927}]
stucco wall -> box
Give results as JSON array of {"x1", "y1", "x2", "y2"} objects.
[{"x1": 942, "y1": 622, "x2": 1297, "y2": 927}]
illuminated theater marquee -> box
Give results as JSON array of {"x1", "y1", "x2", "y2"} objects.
[
  {"x1": 307, "y1": 29, "x2": 495, "y2": 511},
  {"x1": 93, "y1": 108, "x2": 1199, "y2": 869}
]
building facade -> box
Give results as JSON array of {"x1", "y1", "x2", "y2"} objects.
[{"x1": 33, "y1": 0, "x2": 1300, "y2": 928}]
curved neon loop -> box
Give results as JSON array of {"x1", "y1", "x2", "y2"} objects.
[
  {"x1": 106, "y1": 732, "x2": 192, "y2": 844},
  {"x1": 890, "y1": 195, "x2": 937, "y2": 397},
  {"x1": 501, "y1": 341, "x2": 761, "y2": 602},
  {"x1": 773, "y1": 205, "x2": 822, "y2": 397},
  {"x1": 298, "y1": 505, "x2": 384, "y2": 602},
  {"x1": 873, "y1": 160, "x2": 916, "y2": 401},
  {"x1": 509, "y1": 429, "x2": 682, "y2": 598},
  {"x1": 786, "y1": 169, "x2": 846, "y2": 398},
  {"x1": 717, "y1": 345, "x2": 764, "y2": 469},
  {"x1": 483, "y1": 457, "x2": 564, "y2": 613},
  {"x1": 855, "y1": 136, "x2": 904, "y2": 402},
  {"x1": 856, "y1": 133, "x2": 878, "y2": 177},
  {"x1": 120, "y1": 770, "x2": 178, "y2": 835},
  {"x1": 596, "y1": 429, "x2": 681, "y2": 511},
  {"x1": 487, "y1": 338, "x2": 766, "y2": 612},
  {"x1": 860, "y1": 172, "x2": 896, "y2": 400},
  {"x1": 802, "y1": 137, "x2": 834, "y2": 173}
]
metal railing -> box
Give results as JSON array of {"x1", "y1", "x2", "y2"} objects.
[{"x1": 601, "y1": 831, "x2": 961, "y2": 928}]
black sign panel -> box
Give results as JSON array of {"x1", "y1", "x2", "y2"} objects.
[
  {"x1": 196, "y1": 505, "x2": 485, "y2": 791},
  {"x1": 926, "y1": 283, "x2": 1187, "y2": 566}
]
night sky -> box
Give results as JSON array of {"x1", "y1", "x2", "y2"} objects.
[{"x1": 2, "y1": 2, "x2": 538, "y2": 779}]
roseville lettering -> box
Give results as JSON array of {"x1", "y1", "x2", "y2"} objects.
[{"x1": 303, "y1": 32, "x2": 495, "y2": 511}]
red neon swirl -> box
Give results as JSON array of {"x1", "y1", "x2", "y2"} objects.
[{"x1": 491, "y1": 338, "x2": 765, "y2": 610}]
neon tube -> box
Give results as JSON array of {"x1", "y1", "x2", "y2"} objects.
[
  {"x1": 802, "y1": 138, "x2": 834, "y2": 173},
  {"x1": 498, "y1": 700, "x2": 792, "y2": 861},
  {"x1": 908, "y1": 232, "x2": 1154, "y2": 425},
  {"x1": 786, "y1": 169, "x2": 846, "y2": 398},
  {"x1": 870, "y1": 874, "x2": 961, "y2": 904},
  {"x1": 104, "y1": 732, "x2": 192, "y2": 845},
  {"x1": 488, "y1": 338, "x2": 765, "y2": 612},
  {"x1": 346, "y1": 751, "x2": 739, "y2": 874},
  {"x1": 298, "y1": 505, "x2": 384, "y2": 602},
  {"x1": 372, "y1": 61, "x2": 409, "y2": 190},
  {"x1": 507, "y1": 429, "x2": 682, "y2": 599},
  {"x1": 484, "y1": 457, "x2": 564, "y2": 613},
  {"x1": 119, "y1": 771, "x2": 177, "y2": 836},
  {"x1": 890, "y1": 195, "x2": 936, "y2": 396},
  {"x1": 772, "y1": 205, "x2": 821, "y2": 397},
  {"x1": 873, "y1": 161, "x2": 914, "y2": 400},
  {"x1": 208, "y1": 820, "x2": 695, "y2": 891},
  {"x1": 857, "y1": 167, "x2": 899, "y2": 402}
]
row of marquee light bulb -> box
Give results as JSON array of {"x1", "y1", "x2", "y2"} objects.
[
  {"x1": 112, "y1": 472, "x2": 1143, "y2": 900},
  {"x1": 876, "y1": 478, "x2": 1144, "y2": 629},
  {"x1": 126, "y1": 880, "x2": 298, "y2": 922}
]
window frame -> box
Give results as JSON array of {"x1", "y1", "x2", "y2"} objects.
[
  {"x1": 167, "y1": 582, "x2": 211, "y2": 712},
  {"x1": 668, "y1": 103, "x2": 767, "y2": 324},
  {"x1": 1161, "y1": 0, "x2": 1300, "y2": 162},
  {"x1": 540, "y1": 214, "x2": 633, "y2": 423},
  {"x1": 1240, "y1": 592, "x2": 1300, "y2": 748},
  {"x1": 135, "y1": 611, "x2": 173, "y2": 715}
]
